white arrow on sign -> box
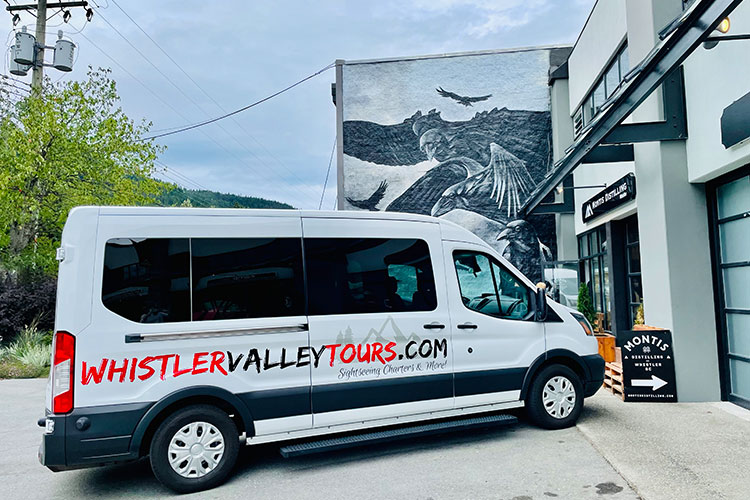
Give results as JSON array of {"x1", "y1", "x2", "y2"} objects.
[{"x1": 632, "y1": 375, "x2": 667, "y2": 391}]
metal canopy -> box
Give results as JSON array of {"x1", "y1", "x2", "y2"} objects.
[{"x1": 522, "y1": 0, "x2": 744, "y2": 217}]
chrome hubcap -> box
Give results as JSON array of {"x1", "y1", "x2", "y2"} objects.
[
  {"x1": 542, "y1": 375, "x2": 576, "y2": 419},
  {"x1": 168, "y1": 422, "x2": 225, "y2": 478}
]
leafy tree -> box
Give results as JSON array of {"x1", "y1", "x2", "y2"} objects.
[
  {"x1": 577, "y1": 282, "x2": 597, "y2": 327},
  {"x1": 0, "y1": 68, "x2": 165, "y2": 274}
]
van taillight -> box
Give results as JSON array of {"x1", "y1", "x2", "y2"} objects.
[{"x1": 52, "y1": 331, "x2": 75, "y2": 414}]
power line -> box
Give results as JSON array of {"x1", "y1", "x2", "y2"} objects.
[
  {"x1": 93, "y1": 7, "x2": 322, "y2": 207},
  {"x1": 108, "y1": 0, "x2": 316, "y2": 202},
  {"x1": 319, "y1": 137, "x2": 336, "y2": 210},
  {"x1": 1, "y1": 74, "x2": 31, "y2": 86},
  {"x1": 141, "y1": 62, "x2": 335, "y2": 141}
]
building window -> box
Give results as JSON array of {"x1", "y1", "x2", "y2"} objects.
[
  {"x1": 625, "y1": 216, "x2": 642, "y2": 327},
  {"x1": 578, "y1": 227, "x2": 610, "y2": 330},
  {"x1": 575, "y1": 43, "x2": 629, "y2": 137}
]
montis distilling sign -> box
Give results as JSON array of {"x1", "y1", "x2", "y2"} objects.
[{"x1": 582, "y1": 173, "x2": 636, "y2": 223}]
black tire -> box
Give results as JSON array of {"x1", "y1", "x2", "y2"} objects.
[
  {"x1": 525, "y1": 364, "x2": 584, "y2": 429},
  {"x1": 149, "y1": 405, "x2": 240, "y2": 494}
]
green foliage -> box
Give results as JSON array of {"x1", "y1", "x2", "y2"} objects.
[
  {"x1": 0, "y1": 359, "x2": 48, "y2": 379},
  {"x1": 158, "y1": 185, "x2": 294, "y2": 209},
  {"x1": 634, "y1": 302, "x2": 645, "y2": 326},
  {"x1": 0, "y1": 321, "x2": 51, "y2": 379},
  {"x1": 577, "y1": 282, "x2": 597, "y2": 326},
  {"x1": 0, "y1": 68, "x2": 165, "y2": 274}
]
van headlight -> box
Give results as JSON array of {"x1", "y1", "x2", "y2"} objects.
[{"x1": 570, "y1": 312, "x2": 594, "y2": 336}]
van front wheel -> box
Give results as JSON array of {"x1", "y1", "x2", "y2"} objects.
[
  {"x1": 149, "y1": 405, "x2": 240, "y2": 493},
  {"x1": 526, "y1": 365, "x2": 583, "y2": 429}
]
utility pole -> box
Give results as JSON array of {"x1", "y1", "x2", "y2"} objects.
[
  {"x1": 5, "y1": 1, "x2": 92, "y2": 90},
  {"x1": 31, "y1": 0, "x2": 47, "y2": 91}
]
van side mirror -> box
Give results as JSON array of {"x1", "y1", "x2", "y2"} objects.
[{"x1": 535, "y1": 282, "x2": 548, "y2": 322}]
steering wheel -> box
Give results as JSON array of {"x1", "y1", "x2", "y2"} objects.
[{"x1": 505, "y1": 298, "x2": 523, "y2": 316}]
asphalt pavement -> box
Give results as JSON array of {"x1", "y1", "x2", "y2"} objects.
[{"x1": 1, "y1": 378, "x2": 748, "y2": 499}]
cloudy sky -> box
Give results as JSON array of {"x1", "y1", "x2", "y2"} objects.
[{"x1": 2, "y1": 0, "x2": 594, "y2": 209}]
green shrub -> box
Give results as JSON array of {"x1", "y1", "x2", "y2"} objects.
[
  {"x1": 0, "y1": 321, "x2": 52, "y2": 378},
  {"x1": 577, "y1": 282, "x2": 597, "y2": 327},
  {"x1": 0, "y1": 358, "x2": 48, "y2": 379},
  {"x1": 14, "y1": 343, "x2": 52, "y2": 371}
]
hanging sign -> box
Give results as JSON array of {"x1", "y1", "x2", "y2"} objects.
[
  {"x1": 581, "y1": 173, "x2": 636, "y2": 223},
  {"x1": 620, "y1": 329, "x2": 677, "y2": 402}
]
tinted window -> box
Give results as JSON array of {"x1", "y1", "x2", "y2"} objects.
[
  {"x1": 191, "y1": 238, "x2": 304, "y2": 321},
  {"x1": 103, "y1": 238, "x2": 190, "y2": 323},
  {"x1": 305, "y1": 238, "x2": 437, "y2": 315},
  {"x1": 454, "y1": 250, "x2": 530, "y2": 320}
]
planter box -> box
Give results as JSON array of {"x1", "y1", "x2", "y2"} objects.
[{"x1": 595, "y1": 334, "x2": 616, "y2": 362}]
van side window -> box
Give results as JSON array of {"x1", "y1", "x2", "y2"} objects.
[
  {"x1": 191, "y1": 238, "x2": 304, "y2": 321},
  {"x1": 103, "y1": 238, "x2": 190, "y2": 323},
  {"x1": 454, "y1": 250, "x2": 530, "y2": 320},
  {"x1": 305, "y1": 238, "x2": 437, "y2": 315}
]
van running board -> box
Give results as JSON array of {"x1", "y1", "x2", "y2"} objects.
[{"x1": 279, "y1": 413, "x2": 517, "y2": 458}]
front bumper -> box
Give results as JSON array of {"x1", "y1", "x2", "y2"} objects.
[{"x1": 582, "y1": 353, "x2": 605, "y2": 397}]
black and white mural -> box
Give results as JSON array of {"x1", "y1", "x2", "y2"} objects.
[{"x1": 338, "y1": 49, "x2": 561, "y2": 283}]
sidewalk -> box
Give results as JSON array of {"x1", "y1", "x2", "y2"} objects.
[{"x1": 577, "y1": 390, "x2": 750, "y2": 500}]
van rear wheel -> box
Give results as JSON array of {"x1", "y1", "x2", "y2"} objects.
[
  {"x1": 526, "y1": 364, "x2": 583, "y2": 429},
  {"x1": 149, "y1": 405, "x2": 240, "y2": 493}
]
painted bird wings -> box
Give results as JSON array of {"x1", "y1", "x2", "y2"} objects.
[
  {"x1": 436, "y1": 87, "x2": 492, "y2": 107},
  {"x1": 346, "y1": 180, "x2": 388, "y2": 211}
]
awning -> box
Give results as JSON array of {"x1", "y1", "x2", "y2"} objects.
[{"x1": 522, "y1": 0, "x2": 744, "y2": 217}]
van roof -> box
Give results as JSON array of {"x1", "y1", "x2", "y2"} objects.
[
  {"x1": 75, "y1": 206, "x2": 485, "y2": 245},
  {"x1": 93, "y1": 206, "x2": 436, "y2": 222}
]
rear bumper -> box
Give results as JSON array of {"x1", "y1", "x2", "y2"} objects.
[
  {"x1": 38, "y1": 402, "x2": 151, "y2": 472},
  {"x1": 582, "y1": 353, "x2": 605, "y2": 397}
]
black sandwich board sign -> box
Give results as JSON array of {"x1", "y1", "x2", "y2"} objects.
[
  {"x1": 582, "y1": 173, "x2": 636, "y2": 223},
  {"x1": 621, "y1": 329, "x2": 677, "y2": 402}
]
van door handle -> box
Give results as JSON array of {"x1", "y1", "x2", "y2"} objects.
[
  {"x1": 457, "y1": 323, "x2": 478, "y2": 330},
  {"x1": 423, "y1": 323, "x2": 445, "y2": 330}
]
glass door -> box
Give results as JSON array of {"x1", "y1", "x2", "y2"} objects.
[{"x1": 714, "y1": 172, "x2": 750, "y2": 408}]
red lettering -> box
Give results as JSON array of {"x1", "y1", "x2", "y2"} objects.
[
  {"x1": 327, "y1": 344, "x2": 341, "y2": 367},
  {"x1": 129, "y1": 357, "x2": 138, "y2": 382},
  {"x1": 154, "y1": 354, "x2": 174, "y2": 380},
  {"x1": 356, "y1": 343, "x2": 371, "y2": 363},
  {"x1": 210, "y1": 351, "x2": 228, "y2": 375},
  {"x1": 383, "y1": 342, "x2": 397, "y2": 362},
  {"x1": 107, "y1": 358, "x2": 129, "y2": 383},
  {"x1": 138, "y1": 356, "x2": 156, "y2": 381},
  {"x1": 192, "y1": 352, "x2": 209, "y2": 375},
  {"x1": 372, "y1": 342, "x2": 386, "y2": 364},
  {"x1": 341, "y1": 344, "x2": 356, "y2": 363},
  {"x1": 81, "y1": 359, "x2": 108, "y2": 385},
  {"x1": 172, "y1": 354, "x2": 192, "y2": 377}
]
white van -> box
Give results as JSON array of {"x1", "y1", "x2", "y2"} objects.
[{"x1": 39, "y1": 207, "x2": 603, "y2": 493}]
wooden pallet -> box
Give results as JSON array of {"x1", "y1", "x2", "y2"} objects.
[{"x1": 602, "y1": 361, "x2": 624, "y2": 400}]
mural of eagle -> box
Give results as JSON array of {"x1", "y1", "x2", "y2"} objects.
[
  {"x1": 436, "y1": 87, "x2": 492, "y2": 107},
  {"x1": 345, "y1": 180, "x2": 388, "y2": 211}
]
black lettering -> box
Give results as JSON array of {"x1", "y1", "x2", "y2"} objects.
[
  {"x1": 296, "y1": 346, "x2": 311, "y2": 367},
  {"x1": 418, "y1": 339, "x2": 432, "y2": 358},
  {"x1": 243, "y1": 349, "x2": 261, "y2": 373},
  {"x1": 434, "y1": 338, "x2": 448, "y2": 358},
  {"x1": 263, "y1": 349, "x2": 280, "y2": 370},
  {"x1": 405, "y1": 340, "x2": 418, "y2": 359},
  {"x1": 311, "y1": 345, "x2": 327, "y2": 368},
  {"x1": 280, "y1": 348, "x2": 295, "y2": 369},
  {"x1": 227, "y1": 351, "x2": 244, "y2": 372}
]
